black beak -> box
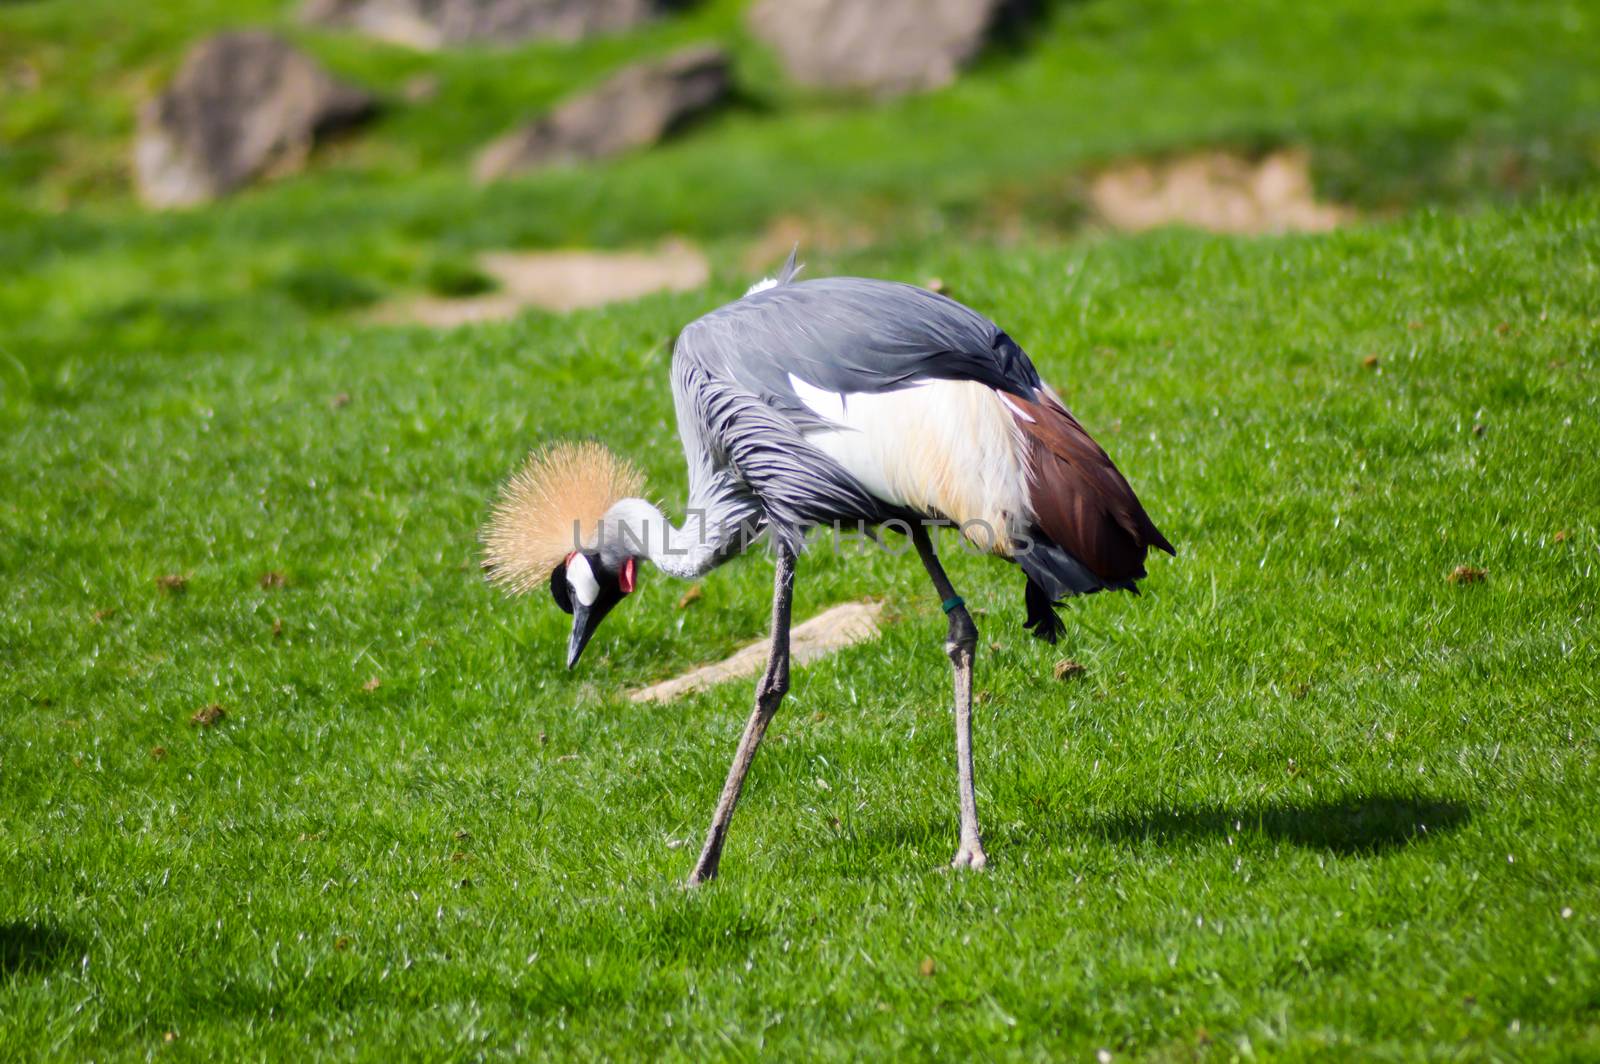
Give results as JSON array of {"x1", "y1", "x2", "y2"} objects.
[
  {"x1": 566, "y1": 602, "x2": 598, "y2": 670},
  {"x1": 554, "y1": 555, "x2": 627, "y2": 671},
  {"x1": 565, "y1": 589, "x2": 624, "y2": 670}
]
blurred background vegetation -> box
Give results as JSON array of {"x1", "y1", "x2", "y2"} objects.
[{"x1": 3, "y1": 0, "x2": 1598, "y2": 364}]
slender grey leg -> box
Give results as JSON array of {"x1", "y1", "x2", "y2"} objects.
[
  {"x1": 686, "y1": 544, "x2": 796, "y2": 886},
  {"x1": 912, "y1": 525, "x2": 987, "y2": 870}
]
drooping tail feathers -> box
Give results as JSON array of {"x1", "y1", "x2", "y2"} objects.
[{"x1": 1007, "y1": 391, "x2": 1174, "y2": 640}]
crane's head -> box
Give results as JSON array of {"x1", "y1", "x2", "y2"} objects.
[
  {"x1": 481, "y1": 441, "x2": 646, "y2": 670},
  {"x1": 548, "y1": 549, "x2": 635, "y2": 668}
]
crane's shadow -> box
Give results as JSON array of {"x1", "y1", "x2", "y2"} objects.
[
  {"x1": 836, "y1": 793, "x2": 1471, "y2": 863},
  {"x1": 0, "y1": 923, "x2": 81, "y2": 983},
  {"x1": 1079, "y1": 794, "x2": 1472, "y2": 855}
]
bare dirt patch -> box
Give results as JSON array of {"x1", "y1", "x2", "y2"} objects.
[
  {"x1": 189, "y1": 703, "x2": 227, "y2": 727},
  {"x1": 371, "y1": 241, "x2": 709, "y2": 327},
  {"x1": 742, "y1": 214, "x2": 874, "y2": 274},
  {"x1": 630, "y1": 600, "x2": 884, "y2": 704},
  {"x1": 1089, "y1": 149, "x2": 1352, "y2": 234}
]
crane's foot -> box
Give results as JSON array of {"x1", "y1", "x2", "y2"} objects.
[{"x1": 950, "y1": 840, "x2": 988, "y2": 870}]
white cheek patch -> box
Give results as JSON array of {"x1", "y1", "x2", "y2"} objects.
[{"x1": 567, "y1": 554, "x2": 601, "y2": 607}]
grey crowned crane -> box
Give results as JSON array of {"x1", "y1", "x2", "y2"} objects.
[{"x1": 483, "y1": 255, "x2": 1173, "y2": 885}]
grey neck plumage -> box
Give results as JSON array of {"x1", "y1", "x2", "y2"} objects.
[{"x1": 595, "y1": 497, "x2": 755, "y2": 580}]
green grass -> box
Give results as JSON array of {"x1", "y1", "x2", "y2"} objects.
[
  {"x1": 5, "y1": 0, "x2": 1600, "y2": 1056},
  {"x1": 3, "y1": 193, "x2": 1598, "y2": 1057}
]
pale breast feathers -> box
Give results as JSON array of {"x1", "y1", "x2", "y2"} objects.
[{"x1": 787, "y1": 375, "x2": 1030, "y2": 554}]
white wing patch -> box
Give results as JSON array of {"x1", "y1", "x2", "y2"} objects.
[
  {"x1": 797, "y1": 379, "x2": 1031, "y2": 555},
  {"x1": 788, "y1": 374, "x2": 848, "y2": 424}
]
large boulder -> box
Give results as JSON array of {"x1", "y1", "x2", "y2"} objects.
[
  {"x1": 474, "y1": 45, "x2": 730, "y2": 182},
  {"x1": 135, "y1": 32, "x2": 373, "y2": 208},
  {"x1": 300, "y1": 0, "x2": 662, "y2": 49},
  {"x1": 748, "y1": 0, "x2": 1023, "y2": 98}
]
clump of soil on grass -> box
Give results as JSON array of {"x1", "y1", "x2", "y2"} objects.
[
  {"x1": 156, "y1": 573, "x2": 188, "y2": 594},
  {"x1": 370, "y1": 241, "x2": 709, "y2": 326},
  {"x1": 1448, "y1": 565, "x2": 1488, "y2": 585},
  {"x1": 259, "y1": 570, "x2": 286, "y2": 589},
  {"x1": 1053, "y1": 659, "x2": 1086, "y2": 681},
  {"x1": 630, "y1": 600, "x2": 884, "y2": 703},
  {"x1": 1089, "y1": 149, "x2": 1352, "y2": 234},
  {"x1": 189, "y1": 703, "x2": 226, "y2": 727}
]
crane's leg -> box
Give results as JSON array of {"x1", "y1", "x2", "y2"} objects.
[
  {"x1": 912, "y1": 525, "x2": 987, "y2": 870},
  {"x1": 686, "y1": 544, "x2": 796, "y2": 886}
]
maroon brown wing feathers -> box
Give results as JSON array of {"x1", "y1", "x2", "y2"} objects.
[{"x1": 1011, "y1": 393, "x2": 1174, "y2": 584}]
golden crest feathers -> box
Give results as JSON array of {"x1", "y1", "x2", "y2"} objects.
[{"x1": 481, "y1": 441, "x2": 645, "y2": 595}]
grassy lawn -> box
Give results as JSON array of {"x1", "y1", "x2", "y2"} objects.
[
  {"x1": 4, "y1": 194, "x2": 1598, "y2": 1057},
  {"x1": 4, "y1": 0, "x2": 1600, "y2": 1058}
]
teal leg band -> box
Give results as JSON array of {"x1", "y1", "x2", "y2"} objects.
[{"x1": 941, "y1": 596, "x2": 965, "y2": 614}]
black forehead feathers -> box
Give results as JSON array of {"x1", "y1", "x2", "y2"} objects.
[{"x1": 549, "y1": 563, "x2": 573, "y2": 614}]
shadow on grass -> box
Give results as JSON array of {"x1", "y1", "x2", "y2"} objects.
[
  {"x1": 0, "y1": 923, "x2": 81, "y2": 982},
  {"x1": 823, "y1": 793, "x2": 1472, "y2": 869},
  {"x1": 1084, "y1": 794, "x2": 1472, "y2": 855}
]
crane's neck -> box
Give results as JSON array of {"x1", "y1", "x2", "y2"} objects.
[{"x1": 595, "y1": 498, "x2": 754, "y2": 580}]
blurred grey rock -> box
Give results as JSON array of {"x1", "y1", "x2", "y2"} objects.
[
  {"x1": 749, "y1": 0, "x2": 1023, "y2": 98},
  {"x1": 475, "y1": 45, "x2": 729, "y2": 182},
  {"x1": 134, "y1": 31, "x2": 373, "y2": 208},
  {"x1": 301, "y1": 0, "x2": 663, "y2": 49}
]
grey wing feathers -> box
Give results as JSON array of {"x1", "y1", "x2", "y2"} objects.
[
  {"x1": 670, "y1": 275, "x2": 1051, "y2": 545},
  {"x1": 671, "y1": 357, "x2": 889, "y2": 550},
  {"x1": 682, "y1": 277, "x2": 1044, "y2": 429},
  {"x1": 774, "y1": 245, "x2": 802, "y2": 287}
]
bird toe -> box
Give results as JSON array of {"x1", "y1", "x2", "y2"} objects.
[{"x1": 950, "y1": 844, "x2": 989, "y2": 871}]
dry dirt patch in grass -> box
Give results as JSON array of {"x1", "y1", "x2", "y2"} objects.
[
  {"x1": 371, "y1": 241, "x2": 710, "y2": 326},
  {"x1": 1090, "y1": 148, "x2": 1352, "y2": 234},
  {"x1": 742, "y1": 213, "x2": 876, "y2": 273},
  {"x1": 630, "y1": 600, "x2": 884, "y2": 703}
]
